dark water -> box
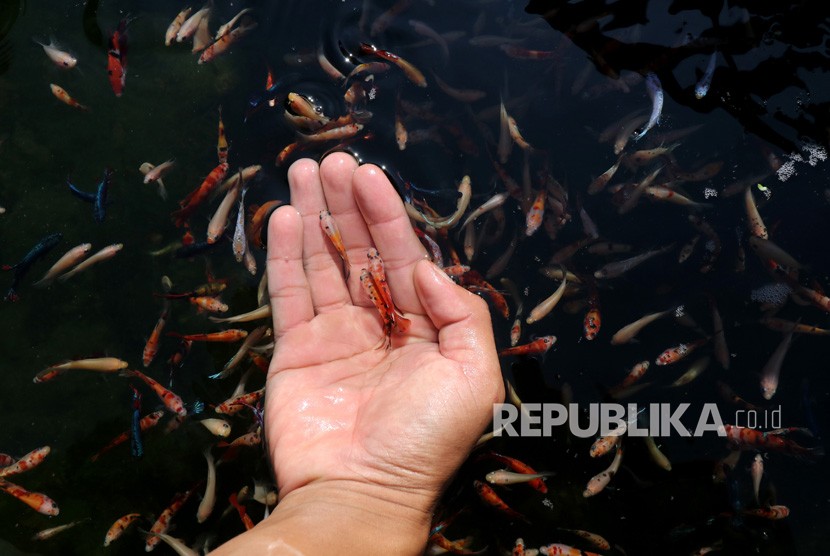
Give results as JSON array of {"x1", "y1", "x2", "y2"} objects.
[{"x1": 0, "y1": 0, "x2": 828, "y2": 554}]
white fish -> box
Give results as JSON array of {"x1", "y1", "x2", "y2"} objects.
[
  {"x1": 165, "y1": 8, "x2": 192, "y2": 46},
  {"x1": 57, "y1": 243, "x2": 123, "y2": 281},
  {"x1": 751, "y1": 454, "x2": 763, "y2": 504},
  {"x1": 760, "y1": 322, "x2": 797, "y2": 400},
  {"x1": 594, "y1": 244, "x2": 674, "y2": 279},
  {"x1": 176, "y1": 6, "x2": 210, "y2": 43},
  {"x1": 610, "y1": 309, "x2": 671, "y2": 344},
  {"x1": 216, "y1": 8, "x2": 254, "y2": 40},
  {"x1": 196, "y1": 449, "x2": 216, "y2": 523},
  {"x1": 631, "y1": 73, "x2": 663, "y2": 142},
  {"x1": 584, "y1": 445, "x2": 623, "y2": 497},
  {"x1": 695, "y1": 52, "x2": 717, "y2": 99},
  {"x1": 34, "y1": 243, "x2": 91, "y2": 286},
  {"x1": 485, "y1": 469, "x2": 555, "y2": 485},
  {"x1": 33, "y1": 37, "x2": 77, "y2": 68},
  {"x1": 139, "y1": 162, "x2": 168, "y2": 200},
  {"x1": 232, "y1": 187, "x2": 248, "y2": 262}
]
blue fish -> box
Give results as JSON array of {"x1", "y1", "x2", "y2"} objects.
[
  {"x1": 66, "y1": 168, "x2": 113, "y2": 223},
  {"x1": 2, "y1": 231, "x2": 62, "y2": 301},
  {"x1": 130, "y1": 385, "x2": 143, "y2": 458}
]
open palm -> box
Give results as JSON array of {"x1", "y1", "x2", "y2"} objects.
[{"x1": 265, "y1": 154, "x2": 503, "y2": 514}]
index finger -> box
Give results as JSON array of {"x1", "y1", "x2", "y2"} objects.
[{"x1": 352, "y1": 164, "x2": 428, "y2": 314}]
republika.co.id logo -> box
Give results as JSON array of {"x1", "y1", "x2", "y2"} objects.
[{"x1": 492, "y1": 402, "x2": 738, "y2": 438}]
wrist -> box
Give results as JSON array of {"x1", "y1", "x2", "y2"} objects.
[{"x1": 214, "y1": 479, "x2": 433, "y2": 555}]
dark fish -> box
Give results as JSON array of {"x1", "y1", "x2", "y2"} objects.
[
  {"x1": 174, "y1": 236, "x2": 224, "y2": 258},
  {"x1": 2, "y1": 232, "x2": 62, "y2": 301},
  {"x1": 129, "y1": 386, "x2": 143, "y2": 458},
  {"x1": 66, "y1": 168, "x2": 112, "y2": 223}
]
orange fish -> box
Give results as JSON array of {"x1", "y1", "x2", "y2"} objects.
[
  {"x1": 215, "y1": 387, "x2": 265, "y2": 415},
  {"x1": 168, "y1": 329, "x2": 247, "y2": 342},
  {"x1": 367, "y1": 248, "x2": 409, "y2": 332},
  {"x1": 359, "y1": 42, "x2": 427, "y2": 87},
  {"x1": 228, "y1": 492, "x2": 255, "y2": 530},
  {"x1": 525, "y1": 190, "x2": 546, "y2": 237},
  {"x1": 103, "y1": 513, "x2": 141, "y2": 546},
  {"x1": 49, "y1": 84, "x2": 89, "y2": 111},
  {"x1": 189, "y1": 296, "x2": 228, "y2": 313},
  {"x1": 143, "y1": 308, "x2": 168, "y2": 367},
  {"x1": 655, "y1": 338, "x2": 708, "y2": 366},
  {"x1": 473, "y1": 480, "x2": 526, "y2": 521},
  {"x1": 722, "y1": 425, "x2": 820, "y2": 459},
  {"x1": 0, "y1": 478, "x2": 59, "y2": 515},
  {"x1": 121, "y1": 370, "x2": 187, "y2": 416},
  {"x1": 539, "y1": 543, "x2": 601, "y2": 556},
  {"x1": 360, "y1": 269, "x2": 394, "y2": 348},
  {"x1": 217, "y1": 106, "x2": 229, "y2": 164},
  {"x1": 583, "y1": 290, "x2": 601, "y2": 340},
  {"x1": 145, "y1": 489, "x2": 196, "y2": 551},
  {"x1": 90, "y1": 410, "x2": 165, "y2": 461},
  {"x1": 172, "y1": 162, "x2": 230, "y2": 227},
  {"x1": 743, "y1": 505, "x2": 790, "y2": 520}
]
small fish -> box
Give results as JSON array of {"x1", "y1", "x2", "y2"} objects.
[
  {"x1": 129, "y1": 386, "x2": 143, "y2": 458},
  {"x1": 3, "y1": 232, "x2": 62, "y2": 301},
  {"x1": 721, "y1": 424, "x2": 821, "y2": 459},
  {"x1": 50, "y1": 84, "x2": 89, "y2": 111},
  {"x1": 121, "y1": 369, "x2": 187, "y2": 416},
  {"x1": 168, "y1": 329, "x2": 248, "y2": 342},
  {"x1": 743, "y1": 505, "x2": 790, "y2": 520},
  {"x1": 34, "y1": 243, "x2": 91, "y2": 287},
  {"x1": 172, "y1": 162, "x2": 229, "y2": 227},
  {"x1": 631, "y1": 72, "x2": 663, "y2": 142},
  {"x1": 526, "y1": 276, "x2": 567, "y2": 324},
  {"x1": 594, "y1": 244, "x2": 674, "y2": 279},
  {"x1": 107, "y1": 18, "x2": 129, "y2": 97},
  {"x1": 485, "y1": 469, "x2": 554, "y2": 486},
  {"x1": 217, "y1": 106, "x2": 229, "y2": 163},
  {"x1": 33, "y1": 37, "x2": 77, "y2": 68},
  {"x1": 760, "y1": 322, "x2": 797, "y2": 400},
  {"x1": 525, "y1": 190, "x2": 546, "y2": 237},
  {"x1": 233, "y1": 188, "x2": 248, "y2": 262},
  {"x1": 655, "y1": 338, "x2": 708, "y2": 366},
  {"x1": 539, "y1": 543, "x2": 601, "y2": 556},
  {"x1": 199, "y1": 23, "x2": 258, "y2": 64},
  {"x1": 360, "y1": 42, "x2": 427, "y2": 87},
  {"x1": 750, "y1": 454, "x2": 763, "y2": 505},
  {"x1": 165, "y1": 8, "x2": 192, "y2": 46},
  {"x1": 143, "y1": 159, "x2": 175, "y2": 185},
  {"x1": 143, "y1": 307, "x2": 168, "y2": 367},
  {"x1": 498, "y1": 336, "x2": 557, "y2": 357},
  {"x1": 0, "y1": 446, "x2": 50, "y2": 478},
  {"x1": 177, "y1": 6, "x2": 210, "y2": 43},
  {"x1": 103, "y1": 513, "x2": 141, "y2": 546},
  {"x1": 0, "y1": 478, "x2": 59, "y2": 515},
  {"x1": 90, "y1": 411, "x2": 164, "y2": 462},
  {"x1": 473, "y1": 480, "x2": 526, "y2": 521},
  {"x1": 145, "y1": 490, "x2": 196, "y2": 552},
  {"x1": 216, "y1": 7, "x2": 254, "y2": 39},
  {"x1": 199, "y1": 418, "x2": 231, "y2": 437},
  {"x1": 319, "y1": 210, "x2": 351, "y2": 280},
  {"x1": 583, "y1": 445, "x2": 623, "y2": 497},
  {"x1": 197, "y1": 448, "x2": 217, "y2": 523},
  {"x1": 695, "y1": 52, "x2": 717, "y2": 99},
  {"x1": 57, "y1": 243, "x2": 123, "y2": 281}
]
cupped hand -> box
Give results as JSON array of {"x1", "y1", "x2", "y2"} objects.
[{"x1": 265, "y1": 153, "x2": 504, "y2": 520}]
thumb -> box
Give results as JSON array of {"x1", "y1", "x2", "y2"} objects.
[{"x1": 413, "y1": 260, "x2": 502, "y2": 392}]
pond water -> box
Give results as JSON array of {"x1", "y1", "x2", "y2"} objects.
[{"x1": 0, "y1": 0, "x2": 828, "y2": 554}]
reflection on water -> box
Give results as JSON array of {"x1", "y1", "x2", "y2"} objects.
[{"x1": 0, "y1": 0, "x2": 828, "y2": 554}]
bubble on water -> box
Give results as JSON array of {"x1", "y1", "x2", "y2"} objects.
[
  {"x1": 776, "y1": 160, "x2": 797, "y2": 182},
  {"x1": 750, "y1": 282, "x2": 791, "y2": 304},
  {"x1": 802, "y1": 142, "x2": 827, "y2": 166},
  {"x1": 704, "y1": 187, "x2": 718, "y2": 199},
  {"x1": 704, "y1": 240, "x2": 716, "y2": 252},
  {"x1": 675, "y1": 305, "x2": 685, "y2": 318},
  {"x1": 542, "y1": 498, "x2": 554, "y2": 509}
]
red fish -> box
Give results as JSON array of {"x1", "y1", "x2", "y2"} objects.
[
  {"x1": 0, "y1": 446, "x2": 50, "y2": 478},
  {"x1": 121, "y1": 370, "x2": 187, "y2": 416},
  {"x1": 0, "y1": 478, "x2": 59, "y2": 515},
  {"x1": 498, "y1": 336, "x2": 557, "y2": 357},
  {"x1": 107, "y1": 18, "x2": 129, "y2": 97},
  {"x1": 90, "y1": 410, "x2": 164, "y2": 462},
  {"x1": 473, "y1": 480, "x2": 526, "y2": 521},
  {"x1": 171, "y1": 162, "x2": 230, "y2": 227}
]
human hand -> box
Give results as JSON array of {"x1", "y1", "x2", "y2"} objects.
[{"x1": 262, "y1": 153, "x2": 503, "y2": 550}]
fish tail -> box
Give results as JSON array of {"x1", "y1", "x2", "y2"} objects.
[{"x1": 118, "y1": 369, "x2": 137, "y2": 379}]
